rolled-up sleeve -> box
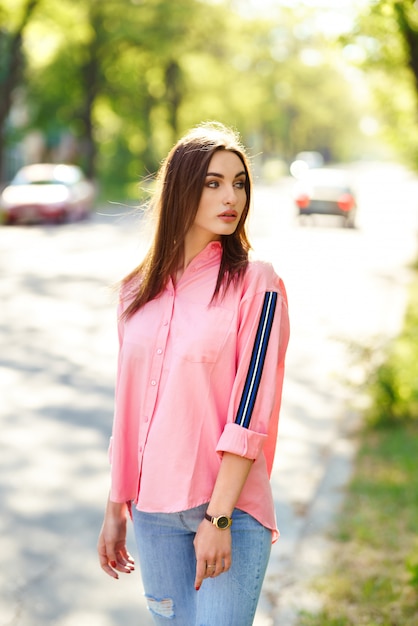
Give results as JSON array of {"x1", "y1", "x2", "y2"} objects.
[
  {"x1": 216, "y1": 269, "x2": 289, "y2": 469},
  {"x1": 216, "y1": 422, "x2": 267, "y2": 459}
]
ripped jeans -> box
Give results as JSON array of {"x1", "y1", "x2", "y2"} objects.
[{"x1": 132, "y1": 503, "x2": 272, "y2": 626}]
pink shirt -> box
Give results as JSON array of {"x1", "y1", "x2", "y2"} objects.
[{"x1": 109, "y1": 241, "x2": 290, "y2": 541}]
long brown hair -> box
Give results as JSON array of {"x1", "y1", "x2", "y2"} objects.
[{"x1": 122, "y1": 122, "x2": 252, "y2": 319}]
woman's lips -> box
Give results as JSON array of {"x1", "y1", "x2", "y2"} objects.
[{"x1": 218, "y1": 210, "x2": 238, "y2": 222}]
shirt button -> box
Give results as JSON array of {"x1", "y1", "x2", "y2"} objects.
[
  {"x1": 139, "y1": 446, "x2": 143, "y2": 453},
  {"x1": 144, "y1": 416, "x2": 149, "y2": 423},
  {"x1": 156, "y1": 348, "x2": 163, "y2": 355},
  {"x1": 151, "y1": 379, "x2": 157, "y2": 386},
  {"x1": 163, "y1": 321, "x2": 168, "y2": 326}
]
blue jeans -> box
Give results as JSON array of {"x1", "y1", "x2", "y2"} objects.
[{"x1": 132, "y1": 503, "x2": 272, "y2": 626}]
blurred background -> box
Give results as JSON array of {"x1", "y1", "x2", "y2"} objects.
[
  {"x1": 2, "y1": 0, "x2": 418, "y2": 196},
  {"x1": 1, "y1": 1, "x2": 418, "y2": 625}
]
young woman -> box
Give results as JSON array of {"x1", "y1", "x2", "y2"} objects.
[{"x1": 98, "y1": 122, "x2": 290, "y2": 625}]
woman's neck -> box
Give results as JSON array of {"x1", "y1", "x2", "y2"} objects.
[{"x1": 175, "y1": 234, "x2": 220, "y2": 282}]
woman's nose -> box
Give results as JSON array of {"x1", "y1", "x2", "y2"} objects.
[{"x1": 223, "y1": 186, "x2": 237, "y2": 205}]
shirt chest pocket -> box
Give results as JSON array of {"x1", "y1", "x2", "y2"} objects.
[{"x1": 172, "y1": 302, "x2": 235, "y2": 363}]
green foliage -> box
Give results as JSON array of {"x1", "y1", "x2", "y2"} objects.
[
  {"x1": 2, "y1": 0, "x2": 380, "y2": 191},
  {"x1": 348, "y1": 0, "x2": 418, "y2": 169},
  {"x1": 364, "y1": 279, "x2": 418, "y2": 426},
  {"x1": 406, "y1": 551, "x2": 418, "y2": 589}
]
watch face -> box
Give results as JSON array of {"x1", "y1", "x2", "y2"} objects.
[{"x1": 217, "y1": 516, "x2": 230, "y2": 529}]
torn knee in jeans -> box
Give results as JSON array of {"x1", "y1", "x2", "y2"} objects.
[{"x1": 145, "y1": 595, "x2": 175, "y2": 619}]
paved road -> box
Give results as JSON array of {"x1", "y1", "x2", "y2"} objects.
[{"x1": 1, "y1": 162, "x2": 417, "y2": 625}]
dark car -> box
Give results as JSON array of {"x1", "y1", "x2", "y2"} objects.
[
  {"x1": 293, "y1": 167, "x2": 357, "y2": 228},
  {"x1": 0, "y1": 163, "x2": 96, "y2": 225}
]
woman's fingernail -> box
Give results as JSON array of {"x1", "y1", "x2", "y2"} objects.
[
  {"x1": 110, "y1": 561, "x2": 117, "y2": 567},
  {"x1": 195, "y1": 585, "x2": 200, "y2": 591}
]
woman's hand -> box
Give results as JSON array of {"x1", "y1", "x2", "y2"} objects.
[
  {"x1": 193, "y1": 518, "x2": 232, "y2": 590},
  {"x1": 193, "y1": 453, "x2": 253, "y2": 590},
  {"x1": 97, "y1": 499, "x2": 135, "y2": 579}
]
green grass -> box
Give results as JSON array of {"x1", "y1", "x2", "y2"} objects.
[
  {"x1": 299, "y1": 424, "x2": 418, "y2": 626},
  {"x1": 297, "y1": 277, "x2": 418, "y2": 626}
]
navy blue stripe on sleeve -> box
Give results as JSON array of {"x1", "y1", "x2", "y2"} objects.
[{"x1": 235, "y1": 291, "x2": 278, "y2": 429}]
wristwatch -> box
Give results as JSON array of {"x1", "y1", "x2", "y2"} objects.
[{"x1": 204, "y1": 512, "x2": 233, "y2": 529}]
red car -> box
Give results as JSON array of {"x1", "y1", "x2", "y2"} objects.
[{"x1": 0, "y1": 163, "x2": 96, "y2": 224}]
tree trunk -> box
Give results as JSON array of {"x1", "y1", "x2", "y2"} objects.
[
  {"x1": 0, "y1": 0, "x2": 39, "y2": 180},
  {"x1": 77, "y1": 1, "x2": 106, "y2": 180},
  {"x1": 165, "y1": 60, "x2": 182, "y2": 143},
  {"x1": 80, "y1": 51, "x2": 98, "y2": 179},
  {"x1": 394, "y1": 1, "x2": 418, "y2": 104}
]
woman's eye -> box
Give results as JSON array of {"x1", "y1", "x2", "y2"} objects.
[{"x1": 206, "y1": 179, "x2": 245, "y2": 189}]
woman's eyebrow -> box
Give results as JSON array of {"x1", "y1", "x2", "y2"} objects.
[{"x1": 205, "y1": 170, "x2": 246, "y2": 178}]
